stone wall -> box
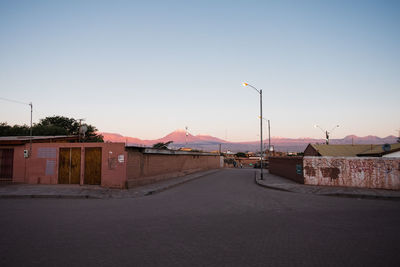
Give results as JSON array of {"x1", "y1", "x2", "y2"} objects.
[{"x1": 303, "y1": 157, "x2": 400, "y2": 190}]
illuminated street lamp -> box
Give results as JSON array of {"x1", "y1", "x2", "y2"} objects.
[{"x1": 243, "y1": 82, "x2": 264, "y2": 180}]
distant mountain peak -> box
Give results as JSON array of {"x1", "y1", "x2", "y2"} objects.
[{"x1": 101, "y1": 131, "x2": 398, "y2": 152}]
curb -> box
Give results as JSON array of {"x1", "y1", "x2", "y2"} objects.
[
  {"x1": 0, "y1": 169, "x2": 221, "y2": 200},
  {"x1": 254, "y1": 172, "x2": 292, "y2": 193},
  {"x1": 0, "y1": 194, "x2": 99, "y2": 199},
  {"x1": 144, "y1": 169, "x2": 221, "y2": 196},
  {"x1": 254, "y1": 171, "x2": 400, "y2": 201}
]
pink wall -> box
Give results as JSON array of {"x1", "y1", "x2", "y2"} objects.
[
  {"x1": 303, "y1": 157, "x2": 400, "y2": 190},
  {"x1": 5, "y1": 143, "x2": 127, "y2": 188},
  {"x1": 0, "y1": 146, "x2": 26, "y2": 183}
]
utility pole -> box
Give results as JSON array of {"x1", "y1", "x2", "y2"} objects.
[
  {"x1": 268, "y1": 119, "x2": 271, "y2": 156},
  {"x1": 78, "y1": 118, "x2": 85, "y2": 142},
  {"x1": 29, "y1": 102, "x2": 33, "y2": 156},
  {"x1": 185, "y1": 126, "x2": 188, "y2": 147},
  {"x1": 0, "y1": 97, "x2": 33, "y2": 156}
]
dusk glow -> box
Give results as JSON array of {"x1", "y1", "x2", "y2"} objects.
[{"x1": 1, "y1": 0, "x2": 399, "y2": 141}]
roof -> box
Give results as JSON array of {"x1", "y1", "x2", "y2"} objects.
[
  {"x1": 357, "y1": 143, "x2": 400, "y2": 157},
  {"x1": 0, "y1": 136, "x2": 79, "y2": 145},
  {"x1": 306, "y1": 143, "x2": 400, "y2": 157}
]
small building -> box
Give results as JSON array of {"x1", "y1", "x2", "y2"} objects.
[
  {"x1": 357, "y1": 143, "x2": 400, "y2": 157},
  {"x1": 0, "y1": 136, "x2": 222, "y2": 188},
  {"x1": 304, "y1": 143, "x2": 400, "y2": 157}
]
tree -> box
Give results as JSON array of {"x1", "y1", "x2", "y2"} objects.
[
  {"x1": 0, "y1": 122, "x2": 30, "y2": 136},
  {"x1": 235, "y1": 152, "x2": 247, "y2": 158},
  {"x1": 0, "y1": 116, "x2": 103, "y2": 142},
  {"x1": 152, "y1": 141, "x2": 173, "y2": 149},
  {"x1": 36, "y1": 116, "x2": 79, "y2": 135}
]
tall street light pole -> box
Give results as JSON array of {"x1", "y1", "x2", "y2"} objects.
[{"x1": 243, "y1": 82, "x2": 264, "y2": 180}]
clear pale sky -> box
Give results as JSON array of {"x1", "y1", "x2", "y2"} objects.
[{"x1": 1, "y1": 0, "x2": 399, "y2": 142}]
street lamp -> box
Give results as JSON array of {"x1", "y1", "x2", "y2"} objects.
[
  {"x1": 243, "y1": 82, "x2": 264, "y2": 180},
  {"x1": 314, "y1": 124, "x2": 339, "y2": 145}
]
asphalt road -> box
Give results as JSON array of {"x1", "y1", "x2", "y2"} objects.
[{"x1": 1, "y1": 169, "x2": 399, "y2": 267}]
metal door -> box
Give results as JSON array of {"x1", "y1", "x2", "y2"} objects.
[
  {"x1": 58, "y1": 148, "x2": 81, "y2": 184},
  {"x1": 0, "y1": 149, "x2": 14, "y2": 180},
  {"x1": 84, "y1": 147, "x2": 102, "y2": 185}
]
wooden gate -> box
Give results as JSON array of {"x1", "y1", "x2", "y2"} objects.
[
  {"x1": 58, "y1": 148, "x2": 81, "y2": 184},
  {"x1": 0, "y1": 149, "x2": 14, "y2": 181},
  {"x1": 84, "y1": 147, "x2": 102, "y2": 185}
]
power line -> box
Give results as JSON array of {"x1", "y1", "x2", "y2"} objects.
[
  {"x1": 0, "y1": 96, "x2": 33, "y2": 157},
  {"x1": 0, "y1": 96, "x2": 30, "y2": 106}
]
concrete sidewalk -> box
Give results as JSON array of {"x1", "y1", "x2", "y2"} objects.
[
  {"x1": 0, "y1": 169, "x2": 221, "y2": 199},
  {"x1": 255, "y1": 170, "x2": 400, "y2": 200}
]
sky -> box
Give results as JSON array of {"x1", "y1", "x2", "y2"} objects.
[{"x1": 0, "y1": 0, "x2": 399, "y2": 142}]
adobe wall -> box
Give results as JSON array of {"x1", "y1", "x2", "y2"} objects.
[
  {"x1": 303, "y1": 157, "x2": 400, "y2": 190},
  {"x1": 126, "y1": 149, "x2": 222, "y2": 187},
  {"x1": 269, "y1": 157, "x2": 304, "y2": 183},
  {"x1": 6, "y1": 143, "x2": 127, "y2": 188}
]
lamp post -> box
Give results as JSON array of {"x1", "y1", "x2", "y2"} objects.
[
  {"x1": 314, "y1": 124, "x2": 339, "y2": 145},
  {"x1": 243, "y1": 82, "x2": 264, "y2": 180}
]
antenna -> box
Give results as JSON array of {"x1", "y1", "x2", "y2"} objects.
[{"x1": 314, "y1": 124, "x2": 340, "y2": 145}]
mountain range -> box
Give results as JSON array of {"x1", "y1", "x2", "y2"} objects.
[{"x1": 101, "y1": 130, "x2": 398, "y2": 153}]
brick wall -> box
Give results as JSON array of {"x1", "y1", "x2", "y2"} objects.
[
  {"x1": 269, "y1": 157, "x2": 304, "y2": 183},
  {"x1": 303, "y1": 157, "x2": 400, "y2": 190}
]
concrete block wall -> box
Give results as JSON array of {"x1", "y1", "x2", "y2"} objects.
[{"x1": 303, "y1": 157, "x2": 400, "y2": 190}]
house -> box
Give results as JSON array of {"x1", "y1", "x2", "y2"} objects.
[
  {"x1": 357, "y1": 143, "x2": 400, "y2": 157},
  {"x1": 0, "y1": 135, "x2": 79, "y2": 145},
  {"x1": 304, "y1": 143, "x2": 400, "y2": 157},
  {"x1": 0, "y1": 136, "x2": 222, "y2": 188}
]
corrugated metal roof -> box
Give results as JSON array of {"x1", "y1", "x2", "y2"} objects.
[
  {"x1": 357, "y1": 143, "x2": 400, "y2": 156},
  {"x1": 309, "y1": 143, "x2": 400, "y2": 157},
  {"x1": 0, "y1": 136, "x2": 70, "y2": 141},
  {"x1": 310, "y1": 144, "x2": 378, "y2": 157},
  {"x1": 0, "y1": 136, "x2": 78, "y2": 145}
]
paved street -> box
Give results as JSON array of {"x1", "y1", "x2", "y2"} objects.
[{"x1": 1, "y1": 169, "x2": 399, "y2": 267}]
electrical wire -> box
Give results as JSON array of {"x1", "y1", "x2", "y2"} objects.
[{"x1": 0, "y1": 96, "x2": 30, "y2": 106}]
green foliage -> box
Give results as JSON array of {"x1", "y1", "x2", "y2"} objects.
[
  {"x1": 0, "y1": 116, "x2": 103, "y2": 142},
  {"x1": 235, "y1": 152, "x2": 247, "y2": 158},
  {"x1": 0, "y1": 122, "x2": 30, "y2": 136},
  {"x1": 224, "y1": 158, "x2": 235, "y2": 165},
  {"x1": 152, "y1": 141, "x2": 173, "y2": 149}
]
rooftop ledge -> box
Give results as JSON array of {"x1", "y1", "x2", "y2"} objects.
[{"x1": 125, "y1": 146, "x2": 218, "y2": 156}]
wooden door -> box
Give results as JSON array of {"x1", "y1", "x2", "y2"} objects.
[
  {"x1": 58, "y1": 148, "x2": 81, "y2": 184},
  {"x1": 84, "y1": 147, "x2": 102, "y2": 185},
  {"x1": 0, "y1": 149, "x2": 14, "y2": 179}
]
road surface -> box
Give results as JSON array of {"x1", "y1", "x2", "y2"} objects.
[{"x1": 1, "y1": 169, "x2": 399, "y2": 266}]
